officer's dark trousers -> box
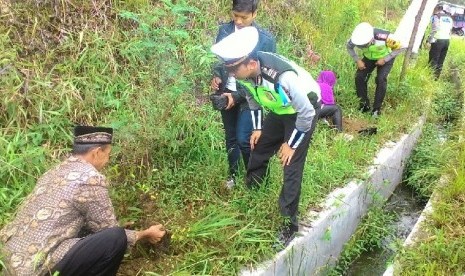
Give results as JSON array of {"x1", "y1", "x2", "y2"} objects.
[
  {"x1": 355, "y1": 57, "x2": 395, "y2": 112},
  {"x1": 318, "y1": 104, "x2": 343, "y2": 131},
  {"x1": 51, "y1": 227, "x2": 127, "y2": 276},
  {"x1": 429, "y1": 39, "x2": 450, "y2": 79},
  {"x1": 246, "y1": 111, "x2": 318, "y2": 228}
]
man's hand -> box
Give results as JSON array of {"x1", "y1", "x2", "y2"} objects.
[
  {"x1": 375, "y1": 58, "x2": 386, "y2": 66},
  {"x1": 223, "y1": 93, "x2": 235, "y2": 110},
  {"x1": 137, "y1": 224, "x2": 166, "y2": 244},
  {"x1": 250, "y1": 130, "x2": 262, "y2": 150},
  {"x1": 356, "y1": 60, "x2": 366, "y2": 70},
  {"x1": 278, "y1": 143, "x2": 295, "y2": 166},
  {"x1": 211, "y1": 77, "x2": 222, "y2": 91}
]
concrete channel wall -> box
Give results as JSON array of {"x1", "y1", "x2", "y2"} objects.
[{"x1": 241, "y1": 117, "x2": 426, "y2": 276}]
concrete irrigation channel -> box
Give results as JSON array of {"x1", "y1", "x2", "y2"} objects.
[
  {"x1": 382, "y1": 193, "x2": 435, "y2": 276},
  {"x1": 240, "y1": 117, "x2": 426, "y2": 276}
]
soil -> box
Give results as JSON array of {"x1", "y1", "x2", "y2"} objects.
[{"x1": 342, "y1": 117, "x2": 371, "y2": 135}]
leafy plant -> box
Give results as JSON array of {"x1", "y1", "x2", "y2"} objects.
[{"x1": 328, "y1": 206, "x2": 395, "y2": 275}]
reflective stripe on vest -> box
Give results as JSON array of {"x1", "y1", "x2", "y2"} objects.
[
  {"x1": 435, "y1": 15, "x2": 453, "y2": 39},
  {"x1": 362, "y1": 40, "x2": 391, "y2": 60},
  {"x1": 239, "y1": 81, "x2": 297, "y2": 115}
]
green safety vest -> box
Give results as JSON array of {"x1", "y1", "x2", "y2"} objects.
[
  {"x1": 239, "y1": 80, "x2": 297, "y2": 115},
  {"x1": 362, "y1": 42, "x2": 391, "y2": 60},
  {"x1": 238, "y1": 52, "x2": 302, "y2": 115}
]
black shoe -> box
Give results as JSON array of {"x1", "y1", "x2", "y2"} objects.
[
  {"x1": 277, "y1": 223, "x2": 299, "y2": 247},
  {"x1": 371, "y1": 109, "x2": 381, "y2": 118},
  {"x1": 359, "y1": 104, "x2": 370, "y2": 113}
]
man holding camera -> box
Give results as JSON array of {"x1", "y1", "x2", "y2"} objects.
[{"x1": 210, "y1": 0, "x2": 276, "y2": 189}]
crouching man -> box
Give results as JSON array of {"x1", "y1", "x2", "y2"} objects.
[{"x1": 1, "y1": 126, "x2": 166, "y2": 275}]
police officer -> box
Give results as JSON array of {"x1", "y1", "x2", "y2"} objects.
[
  {"x1": 428, "y1": 5, "x2": 454, "y2": 79},
  {"x1": 347, "y1": 22, "x2": 405, "y2": 117},
  {"x1": 211, "y1": 27, "x2": 320, "y2": 245}
]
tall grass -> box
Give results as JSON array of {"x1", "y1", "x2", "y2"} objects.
[
  {"x1": 403, "y1": 123, "x2": 453, "y2": 200},
  {"x1": 393, "y1": 37, "x2": 465, "y2": 276},
  {"x1": 395, "y1": 129, "x2": 465, "y2": 275},
  {"x1": 328, "y1": 206, "x2": 395, "y2": 275}
]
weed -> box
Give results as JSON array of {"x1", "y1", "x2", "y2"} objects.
[
  {"x1": 393, "y1": 38, "x2": 465, "y2": 275},
  {"x1": 328, "y1": 206, "x2": 395, "y2": 275}
]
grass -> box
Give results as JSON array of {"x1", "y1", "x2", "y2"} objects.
[
  {"x1": 391, "y1": 38, "x2": 465, "y2": 276},
  {"x1": 328, "y1": 206, "x2": 396, "y2": 275},
  {"x1": 0, "y1": 0, "x2": 454, "y2": 274},
  {"x1": 394, "y1": 134, "x2": 465, "y2": 275}
]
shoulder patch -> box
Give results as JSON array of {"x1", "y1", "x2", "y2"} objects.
[
  {"x1": 261, "y1": 67, "x2": 279, "y2": 80},
  {"x1": 376, "y1": 33, "x2": 388, "y2": 40}
]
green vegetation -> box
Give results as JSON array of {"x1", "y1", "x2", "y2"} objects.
[
  {"x1": 392, "y1": 38, "x2": 465, "y2": 276},
  {"x1": 328, "y1": 37, "x2": 465, "y2": 275},
  {"x1": 328, "y1": 206, "x2": 395, "y2": 275},
  {"x1": 394, "y1": 130, "x2": 465, "y2": 275},
  {"x1": 403, "y1": 123, "x2": 453, "y2": 200},
  {"x1": 1, "y1": 0, "x2": 455, "y2": 274}
]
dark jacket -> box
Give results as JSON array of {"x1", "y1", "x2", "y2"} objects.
[{"x1": 212, "y1": 21, "x2": 277, "y2": 110}]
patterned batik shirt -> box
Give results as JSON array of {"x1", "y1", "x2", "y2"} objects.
[{"x1": 0, "y1": 156, "x2": 136, "y2": 275}]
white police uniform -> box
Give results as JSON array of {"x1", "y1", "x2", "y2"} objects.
[
  {"x1": 211, "y1": 27, "x2": 320, "y2": 241},
  {"x1": 428, "y1": 9, "x2": 454, "y2": 78}
]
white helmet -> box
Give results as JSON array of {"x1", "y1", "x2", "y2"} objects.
[{"x1": 351, "y1": 22, "x2": 374, "y2": 46}]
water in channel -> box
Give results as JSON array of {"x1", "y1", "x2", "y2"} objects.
[{"x1": 346, "y1": 182, "x2": 426, "y2": 276}]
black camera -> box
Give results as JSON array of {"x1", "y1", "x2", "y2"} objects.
[{"x1": 209, "y1": 93, "x2": 229, "y2": 111}]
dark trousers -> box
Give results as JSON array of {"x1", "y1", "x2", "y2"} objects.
[
  {"x1": 429, "y1": 39, "x2": 450, "y2": 79},
  {"x1": 246, "y1": 111, "x2": 318, "y2": 228},
  {"x1": 355, "y1": 57, "x2": 395, "y2": 111},
  {"x1": 319, "y1": 104, "x2": 342, "y2": 131},
  {"x1": 221, "y1": 105, "x2": 253, "y2": 177},
  {"x1": 51, "y1": 227, "x2": 127, "y2": 276}
]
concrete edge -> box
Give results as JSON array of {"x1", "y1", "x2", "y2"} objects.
[{"x1": 241, "y1": 116, "x2": 426, "y2": 276}]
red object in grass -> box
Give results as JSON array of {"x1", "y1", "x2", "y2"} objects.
[{"x1": 306, "y1": 48, "x2": 321, "y2": 64}]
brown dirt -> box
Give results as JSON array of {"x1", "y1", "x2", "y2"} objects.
[{"x1": 343, "y1": 117, "x2": 372, "y2": 135}]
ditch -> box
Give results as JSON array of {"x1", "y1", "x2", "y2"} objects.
[{"x1": 346, "y1": 182, "x2": 426, "y2": 275}]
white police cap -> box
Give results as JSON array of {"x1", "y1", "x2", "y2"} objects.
[
  {"x1": 211, "y1": 26, "x2": 259, "y2": 67},
  {"x1": 351, "y1": 22, "x2": 374, "y2": 46}
]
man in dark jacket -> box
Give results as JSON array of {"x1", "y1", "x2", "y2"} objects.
[{"x1": 210, "y1": 0, "x2": 276, "y2": 189}]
